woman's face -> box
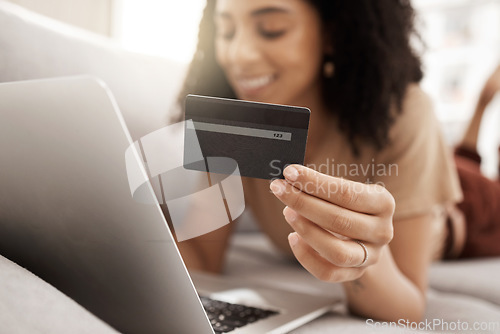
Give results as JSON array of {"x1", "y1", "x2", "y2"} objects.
[{"x1": 214, "y1": 0, "x2": 325, "y2": 106}]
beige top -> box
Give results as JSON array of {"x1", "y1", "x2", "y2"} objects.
[{"x1": 243, "y1": 84, "x2": 463, "y2": 258}]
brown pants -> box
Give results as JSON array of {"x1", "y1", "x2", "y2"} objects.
[{"x1": 453, "y1": 146, "x2": 500, "y2": 258}]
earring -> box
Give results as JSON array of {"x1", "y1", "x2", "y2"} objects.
[{"x1": 323, "y1": 60, "x2": 335, "y2": 78}]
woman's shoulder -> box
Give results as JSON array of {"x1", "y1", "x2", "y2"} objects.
[
  {"x1": 379, "y1": 84, "x2": 462, "y2": 219},
  {"x1": 388, "y1": 84, "x2": 438, "y2": 142},
  {"x1": 404, "y1": 83, "x2": 432, "y2": 104},
  {"x1": 380, "y1": 82, "x2": 447, "y2": 166},
  {"x1": 397, "y1": 84, "x2": 436, "y2": 126}
]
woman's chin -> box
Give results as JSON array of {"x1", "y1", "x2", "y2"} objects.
[
  {"x1": 236, "y1": 91, "x2": 284, "y2": 105},
  {"x1": 236, "y1": 90, "x2": 269, "y2": 103}
]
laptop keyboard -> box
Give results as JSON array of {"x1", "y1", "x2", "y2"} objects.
[{"x1": 199, "y1": 296, "x2": 279, "y2": 333}]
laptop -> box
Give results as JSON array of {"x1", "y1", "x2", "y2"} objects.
[{"x1": 0, "y1": 76, "x2": 337, "y2": 333}]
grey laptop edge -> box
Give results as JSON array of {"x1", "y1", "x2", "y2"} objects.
[{"x1": 0, "y1": 76, "x2": 336, "y2": 333}]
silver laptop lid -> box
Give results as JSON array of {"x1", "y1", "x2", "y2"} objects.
[{"x1": 0, "y1": 76, "x2": 213, "y2": 334}]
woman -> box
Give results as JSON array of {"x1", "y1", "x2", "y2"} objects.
[{"x1": 176, "y1": 0, "x2": 461, "y2": 322}]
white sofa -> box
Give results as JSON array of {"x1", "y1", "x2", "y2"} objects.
[{"x1": 1, "y1": 1, "x2": 500, "y2": 333}]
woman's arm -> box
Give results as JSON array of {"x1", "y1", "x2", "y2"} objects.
[
  {"x1": 176, "y1": 223, "x2": 234, "y2": 273},
  {"x1": 160, "y1": 204, "x2": 234, "y2": 273},
  {"x1": 271, "y1": 164, "x2": 432, "y2": 322},
  {"x1": 343, "y1": 213, "x2": 437, "y2": 322}
]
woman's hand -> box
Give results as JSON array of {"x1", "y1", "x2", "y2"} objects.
[{"x1": 270, "y1": 165, "x2": 395, "y2": 283}]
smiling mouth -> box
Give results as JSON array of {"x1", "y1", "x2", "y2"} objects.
[{"x1": 235, "y1": 74, "x2": 276, "y2": 93}]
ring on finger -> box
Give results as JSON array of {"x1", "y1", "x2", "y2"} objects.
[{"x1": 354, "y1": 240, "x2": 368, "y2": 267}]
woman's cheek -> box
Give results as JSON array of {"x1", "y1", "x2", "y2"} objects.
[{"x1": 215, "y1": 40, "x2": 229, "y2": 69}]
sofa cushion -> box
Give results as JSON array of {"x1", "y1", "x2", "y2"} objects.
[
  {"x1": 429, "y1": 258, "x2": 500, "y2": 306},
  {"x1": 226, "y1": 234, "x2": 500, "y2": 333},
  {"x1": 0, "y1": 254, "x2": 117, "y2": 334}
]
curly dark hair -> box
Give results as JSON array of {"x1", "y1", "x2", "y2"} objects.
[{"x1": 177, "y1": 0, "x2": 423, "y2": 155}]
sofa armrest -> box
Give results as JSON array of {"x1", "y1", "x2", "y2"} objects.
[
  {"x1": 0, "y1": 254, "x2": 118, "y2": 334},
  {"x1": 0, "y1": 0, "x2": 187, "y2": 141}
]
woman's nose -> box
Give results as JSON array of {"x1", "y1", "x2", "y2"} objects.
[{"x1": 227, "y1": 30, "x2": 262, "y2": 69}]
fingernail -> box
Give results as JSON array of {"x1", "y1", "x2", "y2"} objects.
[
  {"x1": 283, "y1": 206, "x2": 297, "y2": 223},
  {"x1": 270, "y1": 180, "x2": 285, "y2": 196},
  {"x1": 284, "y1": 166, "x2": 299, "y2": 182},
  {"x1": 288, "y1": 233, "x2": 299, "y2": 247}
]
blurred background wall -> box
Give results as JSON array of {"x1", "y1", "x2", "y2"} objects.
[
  {"x1": 4, "y1": 0, "x2": 113, "y2": 36},
  {"x1": 415, "y1": 0, "x2": 500, "y2": 178},
  {"x1": 5, "y1": 0, "x2": 500, "y2": 177}
]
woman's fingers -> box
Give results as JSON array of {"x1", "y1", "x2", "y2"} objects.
[
  {"x1": 281, "y1": 164, "x2": 395, "y2": 217},
  {"x1": 271, "y1": 179, "x2": 393, "y2": 245},
  {"x1": 288, "y1": 232, "x2": 365, "y2": 283},
  {"x1": 269, "y1": 165, "x2": 395, "y2": 284},
  {"x1": 283, "y1": 206, "x2": 376, "y2": 267}
]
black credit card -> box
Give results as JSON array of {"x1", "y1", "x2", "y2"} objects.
[{"x1": 183, "y1": 95, "x2": 310, "y2": 179}]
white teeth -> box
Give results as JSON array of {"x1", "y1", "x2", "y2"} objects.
[{"x1": 238, "y1": 75, "x2": 274, "y2": 90}]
